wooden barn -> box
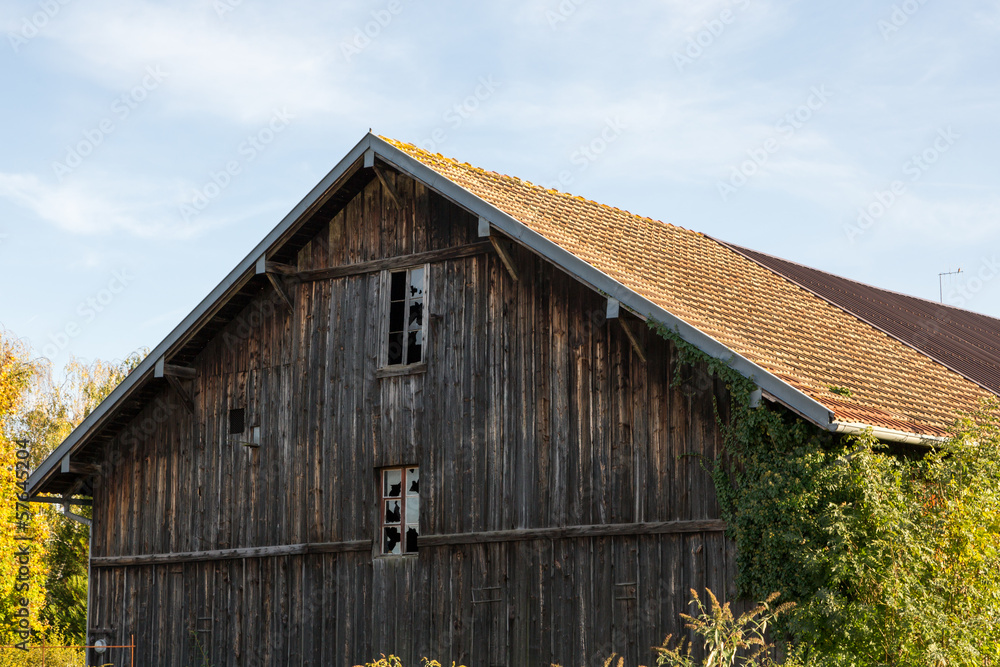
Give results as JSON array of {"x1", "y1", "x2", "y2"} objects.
[{"x1": 27, "y1": 134, "x2": 996, "y2": 666}]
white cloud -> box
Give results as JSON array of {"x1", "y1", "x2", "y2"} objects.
[
  {"x1": 0, "y1": 170, "x2": 262, "y2": 239},
  {"x1": 35, "y1": 0, "x2": 359, "y2": 124}
]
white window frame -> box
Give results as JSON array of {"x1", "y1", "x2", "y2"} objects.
[
  {"x1": 378, "y1": 466, "x2": 420, "y2": 556},
  {"x1": 379, "y1": 265, "x2": 429, "y2": 369}
]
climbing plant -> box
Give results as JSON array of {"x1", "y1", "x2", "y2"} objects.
[{"x1": 650, "y1": 322, "x2": 1000, "y2": 666}]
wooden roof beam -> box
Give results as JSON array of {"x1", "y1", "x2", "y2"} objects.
[
  {"x1": 165, "y1": 376, "x2": 195, "y2": 415},
  {"x1": 154, "y1": 358, "x2": 196, "y2": 415},
  {"x1": 479, "y1": 217, "x2": 519, "y2": 282},
  {"x1": 374, "y1": 165, "x2": 402, "y2": 209},
  {"x1": 619, "y1": 319, "x2": 647, "y2": 363},
  {"x1": 60, "y1": 454, "x2": 101, "y2": 477},
  {"x1": 255, "y1": 256, "x2": 295, "y2": 310},
  {"x1": 29, "y1": 495, "x2": 92, "y2": 507},
  {"x1": 62, "y1": 490, "x2": 92, "y2": 526},
  {"x1": 607, "y1": 300, "x2": 647, "y2": 362},
  {"x1": 366, "y1": 148, "x2": 402, "y2": 209},
  {"x1": 154, "y1": 358, "x2": 197, "y2": 379}
]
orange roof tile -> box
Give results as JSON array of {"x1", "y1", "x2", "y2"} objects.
[{"x1": 383, "y1": 137, "x2": 989, "y2": 437}]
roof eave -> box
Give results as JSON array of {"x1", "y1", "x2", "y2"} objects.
[
  {"x1": 370, "y1": 138, "x2": 837, "y2": 431},
  {"x1": 27, "y1": 134, "x2": 377, "y2": 498}
]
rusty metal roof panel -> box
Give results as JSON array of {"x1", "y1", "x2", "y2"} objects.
[{"x1": 725, "y1": 242, "x2": 1000, "y2": 395}]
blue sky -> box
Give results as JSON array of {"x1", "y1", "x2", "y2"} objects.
[{"x1": 1, "y1": 0, "x2": 998, "y2": 371}]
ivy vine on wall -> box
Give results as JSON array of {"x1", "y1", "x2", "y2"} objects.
[{"x1": 649, "y1": 321, "x2": 1000, "y2": 665}]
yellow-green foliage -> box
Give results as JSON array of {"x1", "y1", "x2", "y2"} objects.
[
  {"x1": 0, "y1": 645, "x2": 84, "y2": 667},
  {"x1": 0, "y1": 331, "x2": 51, "y2": 646},
  {"x1": 1, "y1": 327, "x2": 146, "y2": 647},
  {"x1": 353, "y1": 657, "x2": 467, "y2": 667},
  {"x1": 653, "y1": 589, "x2": 793, "y2": 667},
  {"x1": 550, "y1": 590, "x2": 791, "y2": 667},
  {"x1": 653, "y1": 323, "x2": 1000, "y2": 665}
]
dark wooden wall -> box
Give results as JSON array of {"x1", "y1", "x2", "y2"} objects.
[{"x1": 88, "y1": 170, "x2": 737, "y2": 666}]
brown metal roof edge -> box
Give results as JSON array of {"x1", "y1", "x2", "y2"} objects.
[
  {"x1": 723, "y1": 240, "x2": 1000, "y2": 326},
  {"x1": 713, "y1": 237, "x2": 999, "y2": 399}
]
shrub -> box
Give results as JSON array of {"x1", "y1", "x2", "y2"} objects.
[{"x1": 654, "y1": 589, "x2": 794, "y2": 667}]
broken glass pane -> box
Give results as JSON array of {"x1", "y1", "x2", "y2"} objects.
[
  {"x1": 384, "y1": 500, "x2": 401, "y2": 524},
  {"x1": 406, "y1": 497, "x2": 419, "y2": 524},
  {"x1": 384, "y1": 527, "x2": 401, "y2": 555},
  {"x1": 406, "y1": 468, "x2": 419, "y2": 495},
  {"x1": 409, "y1": 268, "x2": 424, "y2": 299},
  {"x1": 405, "y1": 526, "x2": 419, "y2": 553},
  {"x1": 390, "y1": 271, "x2": 407, "y2": 301},
  {"x1": 407, "y1": 331, "x2": 422, "y2": 364},
  {"x1": 383, "y1": 469, "x2": 402, "y2": 497},
  {"x1": 407, "y1": 301, "x2": 423, "y2": 330}
]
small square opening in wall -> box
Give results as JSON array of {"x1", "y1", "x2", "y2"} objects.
[{"x1": 229, "y1": 408, "x2": 246, "y2": 436}]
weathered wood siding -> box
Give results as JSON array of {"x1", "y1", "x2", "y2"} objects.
[{"x1": 88, "y1": 171, "x2": 736, "y2": 666}]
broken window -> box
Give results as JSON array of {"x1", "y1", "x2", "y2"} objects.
[
  {"x1": 385, "y1": 267, "x2": 425, "y2": 367},
  {"x1": 380, "y1": 466, "x2": 419, "y2": 555}
]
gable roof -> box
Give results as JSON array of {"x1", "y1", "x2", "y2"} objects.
[
  {"x1": 382, "y1": 138, "x2": 990, "y2": 439},
  {"x1": 723, "y1": 242, "x2": 1000, "y2": 395},
  {"x1": 27, "y1": 133, "x2": 993, "y2": 499}
]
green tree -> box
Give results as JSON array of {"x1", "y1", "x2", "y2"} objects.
[
  {"x1": 0, "y1": 329, "x2": 50, "y2": 647},
  {"x1": 721, "y1": 404, "x2": 1000, "y2": 666},
  {"x1": 653, "y1": 328, "x2": 1000, "y2": 665},
  {"x1": 21, "y1": 352, "x2": 145, "y2": 644},
  {"x1": 1, "y1": 325, "x2": 145, "y2": 648}
]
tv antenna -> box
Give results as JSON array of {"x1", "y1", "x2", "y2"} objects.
[{"x1": 939, "y1": 268, "x2": 962, "y2": 303}]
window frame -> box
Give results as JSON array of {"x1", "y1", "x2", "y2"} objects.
[
  {"x1": 379, "y1": 265, "x2": 429, "y2": 371},
  {"x1": 377, "y1": 466, "x2": 420, "y2": 557}
]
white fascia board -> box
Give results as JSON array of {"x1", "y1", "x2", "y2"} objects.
[
  {"x1": 831, "y1": 421, "x2": 945, "y2": 446},
  {"x1": 370, "y1": 137, "x2": 837, "y2": 430},
  {"x1": 27, "y1": 135, "x2": 377, "y2": 496}
]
